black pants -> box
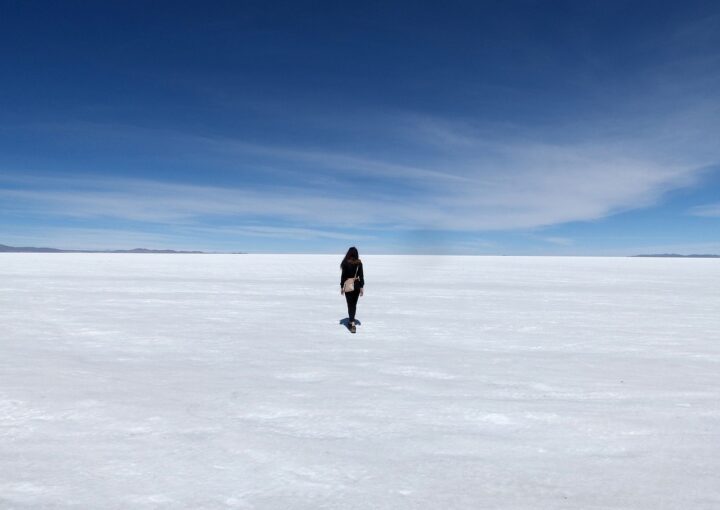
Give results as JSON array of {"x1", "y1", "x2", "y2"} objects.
[{"x1": 345, "y1": 289, "x2": 360, "y2": 322}]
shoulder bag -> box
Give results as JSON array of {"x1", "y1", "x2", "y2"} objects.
[{"x1": 343, "y1": 264, "x2": 359, "y2": 293}]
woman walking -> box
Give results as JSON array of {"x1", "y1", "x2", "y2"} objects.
[{"x1": 340, "y1": 247, "x2": 364, "y2": 333}]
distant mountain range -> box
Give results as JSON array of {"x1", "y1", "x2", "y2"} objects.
[
  {"x1": 633, "y1": 254, "x2": 719, "y2": 258},
  {"x1": 2, "y1": 243, "x2": 716, "y2": 257},
  {"x1": 0, "y1": 244, "x2": 207, "y2": 254}
]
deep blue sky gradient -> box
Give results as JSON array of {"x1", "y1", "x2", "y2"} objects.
[{"x1": 1, "y1": 1, "x2": 718, "y2": 253}]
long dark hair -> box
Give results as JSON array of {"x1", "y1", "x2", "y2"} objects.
[{"x1": 341, "y1": 246, "x2": 360, "y2": 267}]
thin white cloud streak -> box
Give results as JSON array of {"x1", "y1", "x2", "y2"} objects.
[
  {"x1": 0, "y1": 223, "x2": 367, "y2": 251},
  {"x1": 689, "y1": 203, "x2": 720, "y2": 217},
  {"x1": 0, "y1": 180, "x2": 400, "y2": 228},
  {"x1": 615, "y1": 241, "x2": 720, "y2": 256},
  {"x1": 202, "y1": 137, "x2": 473, "y2": 185},
  {"x1": 534, "y1": 236, "x2": 575, "y2": 246},
  {"x1": 182, "y1": 225, "x2": 374, "y2": 242}
]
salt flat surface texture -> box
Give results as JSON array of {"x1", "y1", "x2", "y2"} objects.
[{"x1": 1, "y1": 254, "x2": 719, "y2": 509}]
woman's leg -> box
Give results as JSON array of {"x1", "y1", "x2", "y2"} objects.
[{"x1": 345, "y1": 290, "x2": 359, "y2": 323}]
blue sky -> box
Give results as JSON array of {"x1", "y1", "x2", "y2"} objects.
[{"x1": 1, "y1": 0, "x2": 718, "y2": 254}]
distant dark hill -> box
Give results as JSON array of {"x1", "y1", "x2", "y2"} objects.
[
  {"x1": 0, "y1": 244, "x2": 207, "y2": 254},
  {"x1": 634, "y1": 254, "x2": 720, "y2": 258},
  {"x1": 0, "y1": 244, "x2": 64, "y2": 253}
]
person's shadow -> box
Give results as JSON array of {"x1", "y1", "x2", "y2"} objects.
[{"x1": 339, "y1": 318, "x2": 362, "y2": 330}]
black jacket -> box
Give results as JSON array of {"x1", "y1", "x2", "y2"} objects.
[{"x1": 340, "y1": 260, "x2": 364, "y2": 290}]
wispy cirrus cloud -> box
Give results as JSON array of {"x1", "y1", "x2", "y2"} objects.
[
  {"x1": 0, "y1": 148, "x2": 702, "y2": 235},
  {"x1": 0, "y1": 119, "x2": 714, "y2": 235},
  {"x1": 2, "y1": 75, "x2": 718, "y2": 250}
]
